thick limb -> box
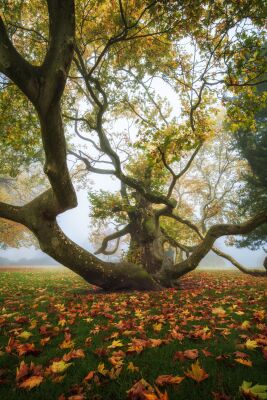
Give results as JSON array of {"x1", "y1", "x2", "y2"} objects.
[
  {"x1": 0, "y1": 200, "x2": 160, "y2": 291},
  {"x1": 156, "y1": 211, "x2": 267, "y2": 284}
]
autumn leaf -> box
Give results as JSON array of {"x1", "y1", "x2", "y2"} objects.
[
  {"x1": 202, "y1": 349, "x2": 213, "y2": 357},
  {"x1": 127, "y1": 378, "x2": 154, "y2": 399},
  {"x1": 50, "y1": 360, "x2": 72, "y2": 374},
  {"x1": 16, "y1": 361, "x2": 29, "y2": 381},
  {"x1": 240, "y1": 381, "x2": 267, "y2": 399},
  {"x1": 127, "y1": 362, "x2": 139, "y2": 372},
  {"x1": 153, "y1": 323, "x2": 162, "y2": 332},
  {"x1": 149, "y1": 339, "x2": 163, "y2": 348},
  {"x1": 18, "y1": 331, "x2": 33, "y2": 340},
  {"x1": 235, "y1": 358, "x2": 252, "y2": 367},
  {"x1": 59, "y1": 339, "x2": 75, "y2": 349},
  {"x1": 97, "y1": 362, "x2": 108, "y2": 376},
  {"x1": 18, "y1": 375, "x2": 43, "y2": 390},
  {"x1": 108, "y1": 340, "x2": 124, "y2": 349},
  {"x1": 109, "y1": 366, "x2": 122, "y2": 379},
  {"x1": 83, "y1": 371, "x2": 94, "y2": 382},
  {"x1": 185, "y1": 360, "x2": 209, "y2": 382},
  {"x1": 155, "y1": 375, "x2": 184, "y2": 386},
  {"x1": 144, "y1": 387, "x2": 169, "y2": 400},
  {"x1": 241, "y1": 321, "x2": 251, "y2": 330},
  {"x1": 212, "y1": 307, "x2": 226, "y2": 317},
  {"x1": 245, "y1": 339, "x2": 259, "y2": 351},
  {"x1": 62, "y1": 349, "x2": 85, "y2": 362},
  {"x1": 184, "y1": 349, "x2": 199, "y2": 360},
  {"x1": 234, "y1": 351, "x2": 249, "y2": 358},
  {"x1": 17, "y1": 343, "x2": 41, "y2": 357}
]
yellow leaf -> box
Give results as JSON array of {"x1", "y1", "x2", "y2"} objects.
[
  {"x1": 245, "y1": 339, "x2": 259, "y2": 351},
  {"x1": 97, "y1": 362, "x2": 108, "y2": 376},
  {"x1": 50, "y1": 360, "x2": 72, "y2": 374},
  {"x1": 241, "y1": 321, "x2": 251, "y2": 330},
  {"x1": 18, "y1": 375, "x2": 43, "y2": 390},
  {"x1": 212, "y1": 307, "x2": 226, "y2": 317},
  {"x1": 127, "y1": 362, "x2": 139, "y2": 372},
  {"x1": 18, "y1": 331, "x2": 32, "y2": 340},
  {"x1": 185, "y1": 360, "x2": 209, "y2": 382},
  {"x1": 108, "y1": 340, "x2": 124, "y2": 349},
  {"x1": 59, "y1": 339, "x2": 75, "y2": 349},
  {"x1": 153, "y1": 323, "x2": 162, "y2": 332},
  {"x1": 58, "y1": 319, "x2": 67, "y2": 327}
]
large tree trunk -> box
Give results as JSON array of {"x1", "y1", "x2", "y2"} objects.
[
  {"x1": 127, "y1": 236, "x2": 165, "y2": 274},
  {"x1": 126, "y1": 199, "x2": 171, "y2": 274}
]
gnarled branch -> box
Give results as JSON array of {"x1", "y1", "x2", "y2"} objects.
[{"x1": 94, "y1": 225, "x2": 131, "y2": 255}]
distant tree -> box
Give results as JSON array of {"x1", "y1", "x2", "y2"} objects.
[{"x1": 230, "y1": 80, "x2": 267, "y2": 252}]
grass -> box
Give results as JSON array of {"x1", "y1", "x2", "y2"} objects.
[{"x1": 0, "y1": 268, "x2": 266, "y2": 400}]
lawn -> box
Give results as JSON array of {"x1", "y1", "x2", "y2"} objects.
[{"x1": 0, "y1": 268, "x2": 266, "y2": 400}]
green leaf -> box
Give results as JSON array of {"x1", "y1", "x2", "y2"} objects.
[{"x1": 240, "y1": 381, "x2": 267, "y2": 399}]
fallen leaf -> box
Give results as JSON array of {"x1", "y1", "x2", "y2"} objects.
[
  {"x1": 185, "y1": 360, "x2": 209, "y2": 383},
  {"x1": 234, "y1": 351, "x2": 249, "y2": 358},
  {"x1": 241, "y1": 321, "x2": 251, "y2": 330},
  {"x1": 97, "y1": 362, "x2": 108, "y2": 376},
  {"x1": 245, "y1": 339, "x2": 259, "y2": 351},
  {"x1": 16, "y1": 361, "x2": 29, "y2": 381},
  {"x1": 18, "y1": 331, "x2": 33, "y2": 340},
  {"x1": 83, "y1": 371, "x2": 94, "y2": 382},
  {"x1": 155, "y1": 375, "x2": 184, "y2": 386},
  {"x1": 108, "y1": 340, "x2": 124, "y2": 349},
  {"x1": 18, "y1": 375, "x2": 43, "y2": 390},
  {"x1": 63, "y1": 349, "x2": 85, "y2": 362},
  {"x1": 240, "y1": 381, "x2": 267, "y2": 399},
  {"x1": 50, "y1": 361, "x2": 72, "y2": 374},
  {"x1": 153, "y1": 323, "x2": 162, "y2": 332},
  {"x1": 127, "y1": 362, "x2": 139, "y2": 372},
  {"x1": 235, "y1": 358, "x2": 252, "y2": 367},
  {"x1": 184, "y1": 349, "x2": 199, "y2": 360}
]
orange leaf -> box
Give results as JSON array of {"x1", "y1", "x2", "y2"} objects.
[
  {"x1": 184, "y1": 349, "x2": 199, "y2": 360},
  {"x1": 155, "y1": 375, "x2": 184, "y2": 386},
  {"x1": 185, "y1": 360, "x2": 209, "y2": 382},
  {"x1": 16, "y1": 361, "x2": 29, "y2": 381},
  {"x1": 235, "y1": 358, "x2": 252, "y2": 367},
  {"x1": 84, "y1": 371, "x2": 94, "y2": 382},
  {"x1": 18, "y1": 375, "x2": 43, "y2": 390},
  {"x1": 63, "y1": 349, "x2": 85, "y2": 362}
]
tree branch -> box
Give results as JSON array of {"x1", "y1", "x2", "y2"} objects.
[
  {"x1": 212, "y1": 246, "x2": 267, "y2": 276},
  {"x1": 94, "y1": 225, "x2": 131, "y2": 255},
  {"x1": 159, "y1": 211, "x2": 267, "y2": 281},
  {"x1": 0, "y1": 16, "x2": 38, "y2": 103},
  {"x1": 68, "y1": 150, "x2": 116, "y2": 175}
]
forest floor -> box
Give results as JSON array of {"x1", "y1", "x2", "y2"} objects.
[{"x1": 0, "y1": 268, "x2": 266, "y2": 400}]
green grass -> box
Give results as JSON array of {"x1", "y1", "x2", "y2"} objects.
[{"x1": 0, "y1": 269, "x2": 266, "y2": 400}]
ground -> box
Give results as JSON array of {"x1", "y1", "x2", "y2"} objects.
[{"x1": 0, "y1": 268, "x2": 266, "y2": 400}]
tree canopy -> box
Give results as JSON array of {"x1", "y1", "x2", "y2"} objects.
[{"x1": 0, "y1": 0, "x2": 266, "y2": 290}]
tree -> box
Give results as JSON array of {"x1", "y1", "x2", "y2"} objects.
[
  {"x1": 0, "y1": 0, "x2": 266, "y2": 291},
  {"x1": 229, "y1": 80, "x2": 267, "y2": 256}
]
